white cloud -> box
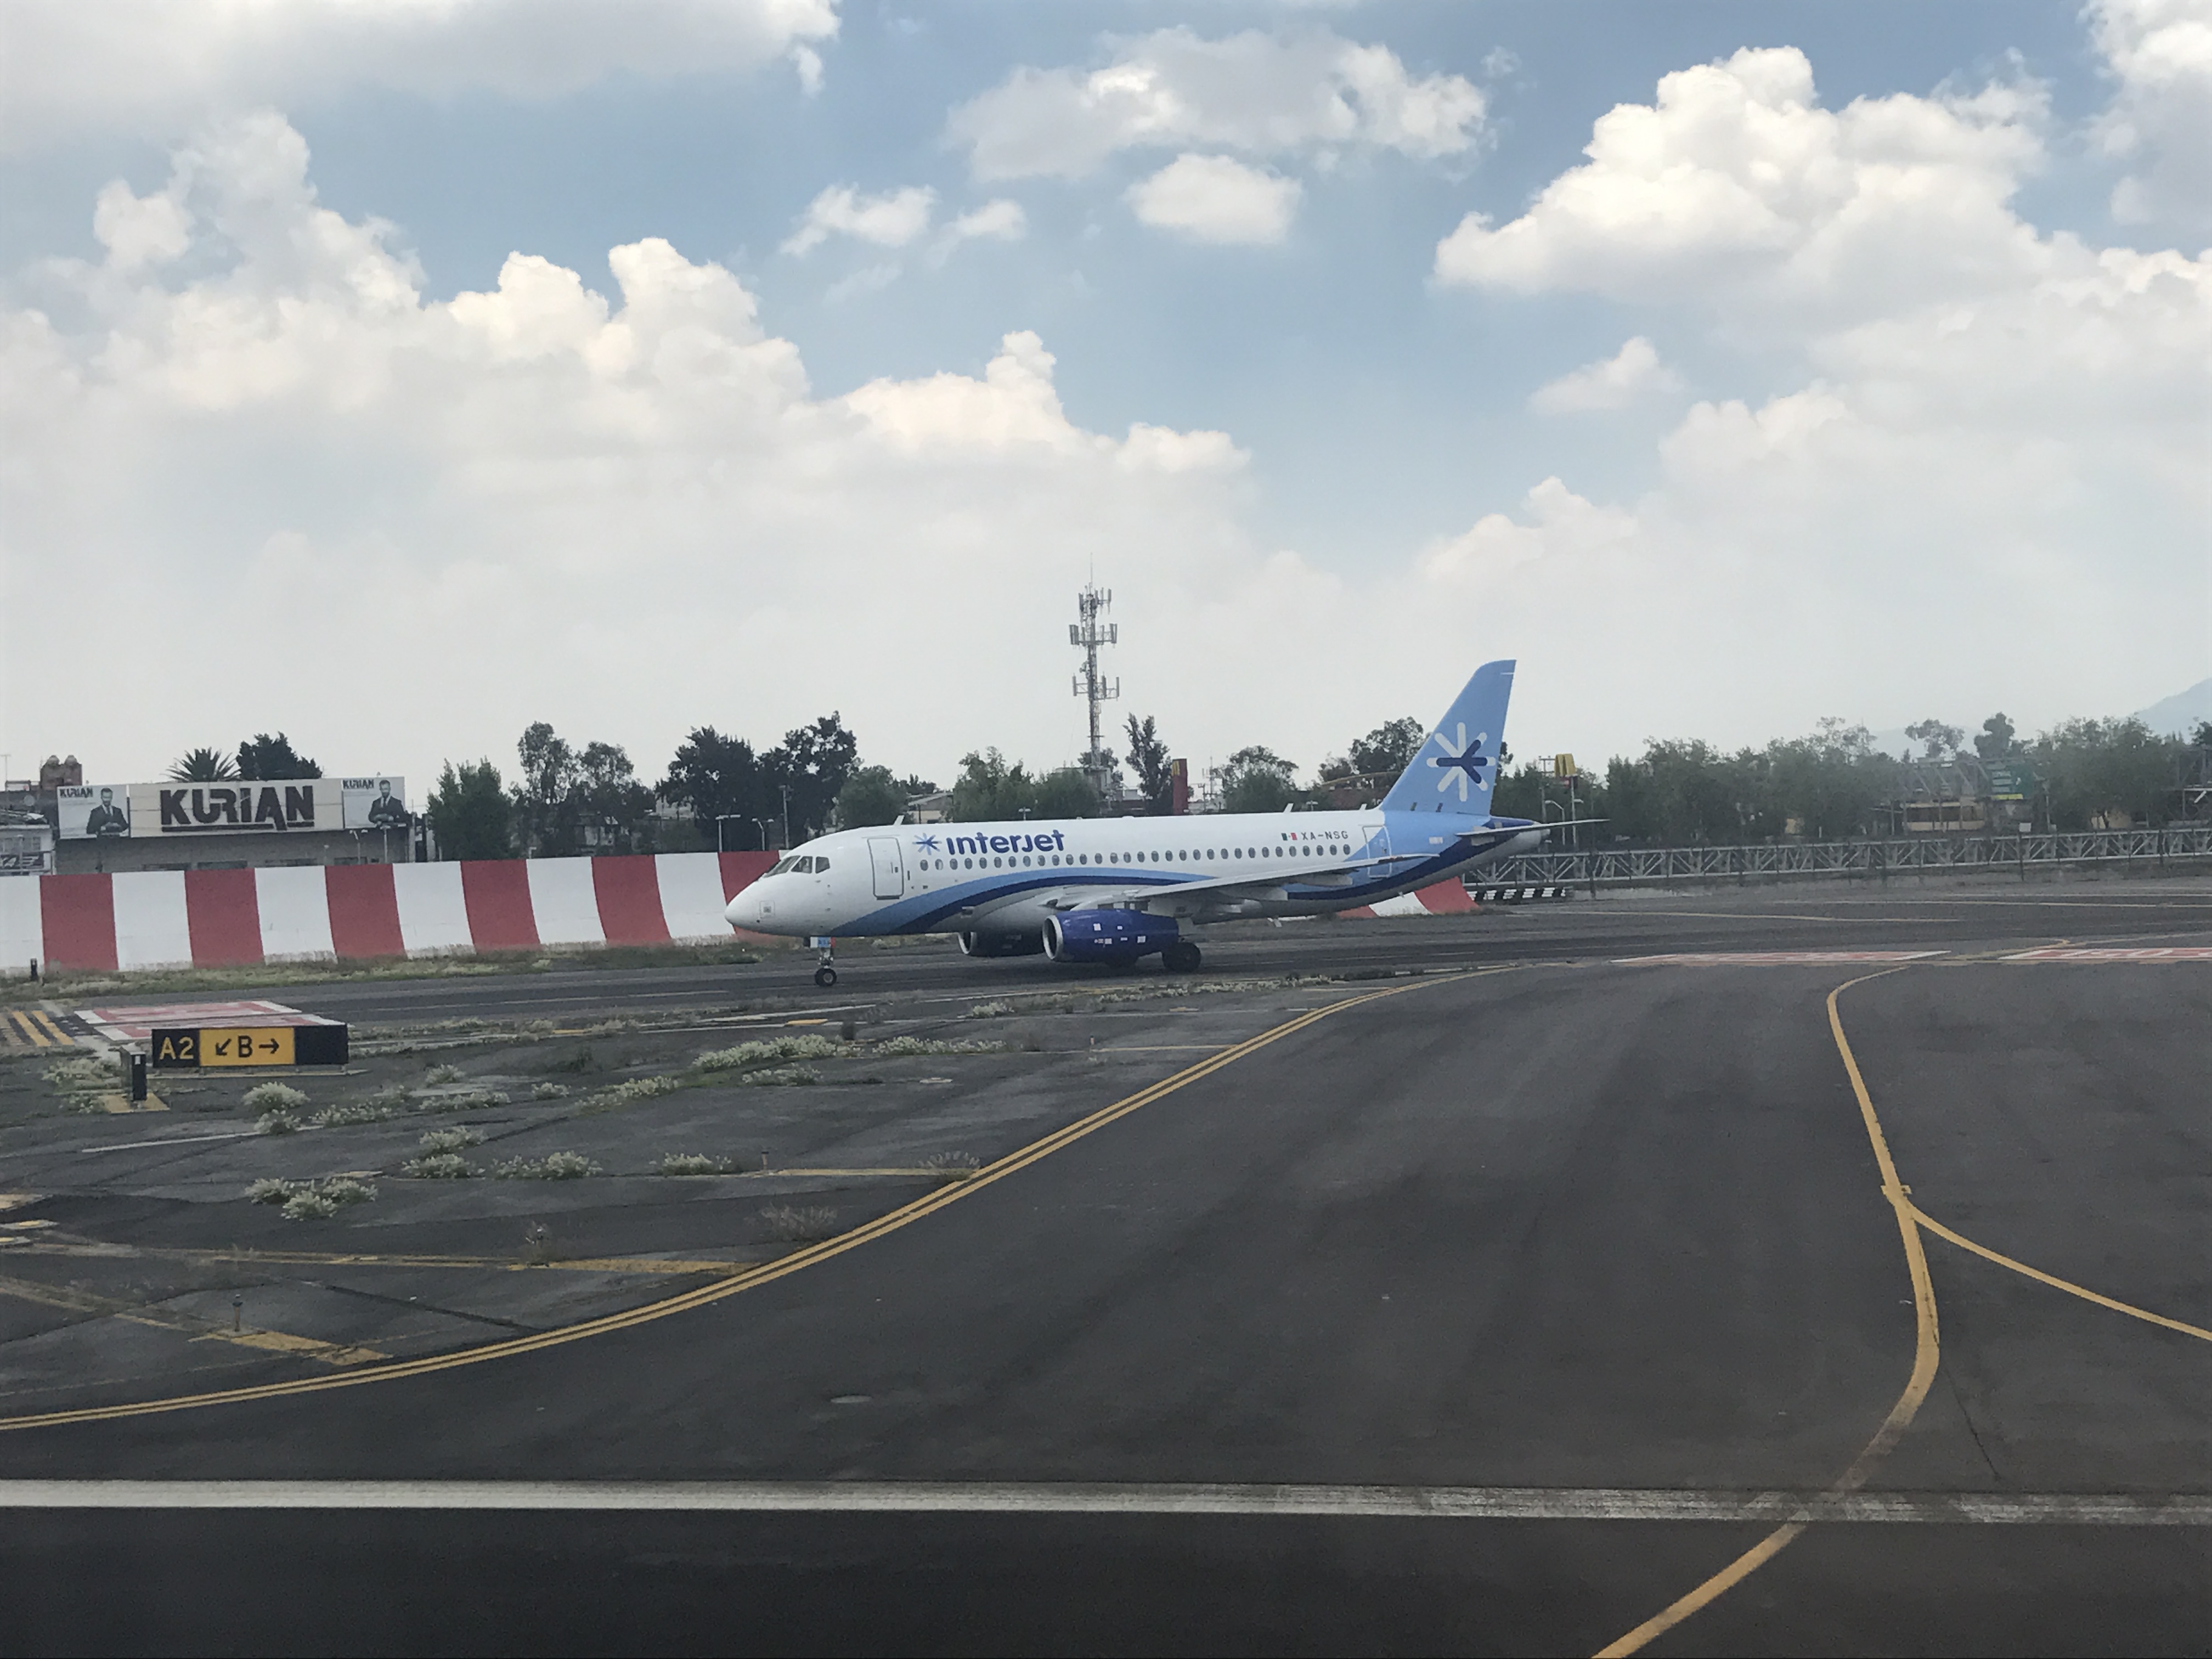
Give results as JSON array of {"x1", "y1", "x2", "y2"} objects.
[
  {"x1": 0, "y1": 0, "x2": 840, "y2": 151},
  {"x1": 929, "y1": 198, "x2": 1028, "y2": 262},
  {"x1": 1528, "y1": 337, "x2": 1680, "y2": 413},
  {"x1": 2090, "y1": 0, "x2": 2212, "y2": 231},
  {"x1": 1, "y1": 115, "x2": 1312, "y2": 794},
  {"x1": 1126, "y1": 154, "x2": 1301, "y2": 244},
  {"x1": 1434, "y1": 48, "x2": 2051, "y2": 326},
  {"x1": 947, "y1": 26, "x2": 1485, "y2": 180},
  {"x1": 781, "y1": 184, "x2": 936, "y2": 255}
]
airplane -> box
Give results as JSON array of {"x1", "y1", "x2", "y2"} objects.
[{"x1": 728, "y1": 659, "x2": 1553, "y2": 987}]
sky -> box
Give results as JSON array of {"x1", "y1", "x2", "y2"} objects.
[{"x1": 1, "y1": 0, "x2": 2206, "y2": 797}]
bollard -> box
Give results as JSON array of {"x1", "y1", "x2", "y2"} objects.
[
  {"x1": 27, "y1": 959, "x2": 36, "y2": 982},
  {"x1": 232, "y1": 1295, "x2": 242, "y2": 1333},
  {"x1": 128, "y1": 1053, "x2": 148, "y2": 1103}
]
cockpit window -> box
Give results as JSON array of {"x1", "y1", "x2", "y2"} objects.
[
  {"x1": 768, "y1": 857, "x2": 794, "y2": 876},
  {"x1": 815, "y1": 858, "x2": 830, "y2": 872}
]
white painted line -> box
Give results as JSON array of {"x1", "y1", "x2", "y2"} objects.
[
  {"x1": 2002, "y1": 946, "x2": 2212, "y2": 962},
  {"x1": 1615, "y1": 951, "x2": 1949, "y2": 967},
  {"x1": 0, "y1": 1482, "x2": 2201, "y2": 1524},
  {"x1": 78, "y1": 1131, "x2": 262, "y2": 1154}
]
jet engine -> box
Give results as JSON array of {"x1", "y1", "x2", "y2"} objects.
[
  {"x1": 1042, "y1": 910, "x2": 1180, "y2": 965},
  {"x1": 957, "y1": 930, "x2": 1046, "y2": 958}
]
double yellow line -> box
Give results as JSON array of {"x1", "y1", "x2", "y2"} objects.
[
  {"x1": 1599, "y1": 968, "x2": 2209, "y2": 1657},
  {"x1": 0, "y1": 974, "x2": 1469, "y2": 1435}
]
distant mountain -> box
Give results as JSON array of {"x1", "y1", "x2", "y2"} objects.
[{"x1": 2136, "y1": 678, "x2": 2212, "y2": 738}]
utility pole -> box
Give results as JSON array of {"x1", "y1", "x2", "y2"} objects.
[{"x1": 1070, "y1": 582, "x2": 1120, "y2": 798}]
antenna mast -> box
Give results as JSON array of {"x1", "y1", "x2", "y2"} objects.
[{"x1": 1070, "y1": 582, "x2": 1120, "y2": 795}]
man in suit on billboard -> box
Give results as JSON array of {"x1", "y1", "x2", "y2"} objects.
[{"x1": 84, "y1": 788, "x2": 129, "y2": 837}]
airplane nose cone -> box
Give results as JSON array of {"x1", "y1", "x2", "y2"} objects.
[{"x1": 724, "y1": 894, "x2": 751, "y2": 928}]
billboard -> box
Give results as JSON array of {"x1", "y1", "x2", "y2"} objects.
[
  {"x1": 58, "y1": 784, "x2": 133, "y2": 839},
  {"x1": 59, "y1": 778, "x2": 407, "y2": 838}
]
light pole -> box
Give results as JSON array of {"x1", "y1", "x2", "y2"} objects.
[
  {"x1": 715, "y1": 814, "x2": 744, "y2": 853},
  {"x1": 779, "y1": 785, "x2": 792, "y2": 853},
  {"x1": 753, "y1": 816, "x2": 777, "y2": 853}
]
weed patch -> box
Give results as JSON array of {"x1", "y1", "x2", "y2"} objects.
[
  {"x1": 246, "y1": 1176, "x2": 376, "y2": 1217},
  {"x1": 256, "y1": 1109, "x2": 301, "y2": 1136},
  {"x1": 415, "y1": 1088, "x2": 511, "y2": 1114},
  {"x1": 692, "y1": 1034, "x2": 840, "y2": 1072},
  {"x1": 759, "y1": 1203, "x2": 839, "y2": 1242},
  {"x1": 923, "y1": 1151, "x2": 981, "y2": 1182},
  {"x1": 418, "y1": 1126, "x2": 482, "y2": 1154},
  {"x1": 424, "y1": 1063, "x2": 464, "y2": 1085},
  {"x1": 872, "y1": 1036, "x2": 1011, "y2": 1057},
  {"x1": 495, "y1": 1151, "x2": 600, "y2": 1181},
  {"x1": 311, "y1": 1103, "x2": 397, "y2": 1127},
  {"x1": 736, "y1": 1065, "x2": 819, "y2": 1088},
  {"x1": 963, "y1": 1000, "x2": 1015, "y2": 1020},
  {"x1": 399, "y1": 1152, "x2": 475, "y2": 1179},
  {"x1": 242, "y1": 1082, "x2": 308, "y2": 1113},
  {"x1": 590, "y1": 1075, "x2": 682, "y2": 1107},
  {"x1": 659, "y1": 1153, "x2": 733, "y2": 1176},
  {"x1": 529, "y1": 1081, "x2": 569, "y2": 1101}
]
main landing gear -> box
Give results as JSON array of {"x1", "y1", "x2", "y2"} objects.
[
  {"x1": 811, "y1": 936, "x2": 838, "y2": 989},
  {"x1": 1163, "y1": 940, "x2": 1202, "y2": 974}
]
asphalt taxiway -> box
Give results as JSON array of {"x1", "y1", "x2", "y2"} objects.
[{"x1": 1, "y1": 875, "x2": 2206, "y2": 1654}]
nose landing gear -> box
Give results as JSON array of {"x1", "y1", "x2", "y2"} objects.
[{"x1": 810, "y1": 936, "x2": 838, "y2": 989}]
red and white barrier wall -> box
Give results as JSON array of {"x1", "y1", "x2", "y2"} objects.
[
  {"x1": 0, "y1": 855, "x2": 1477, "y2": 976},
  {"x1": 1341, "y1": 881, "x2": 1475, "y2": 919},
  {"x1": 2, "y1": 852, "x2": 776, "y2": 974}
]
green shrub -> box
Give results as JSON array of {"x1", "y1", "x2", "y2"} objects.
[
  {"x1": 281, "y1": 1190, "x2": 338, "y2": 1220},
  {"x1": 415, "y1": 1088, "x2": 510, "y2": 1114},
  {"x1": 319, "y1": 1177, "x2": 376, "y2": 1206},
  {"x1": 529, "y1": 1081, "x2": 569, "y2": 1101},
  {"x1": 257, "y1": 1109, "x2": 301, "y2": 1136},
  {"x1": 963, "y1": 1000, "x2": 1015, "y2": 1020},
  {"x1": 495, "y1": 1150, "x2": 600, "y2": 1181},
  {"x1": 591, "y1": 1075, "x2": 681, "y2": 1105},
  {"x1": 246, "y1": 1177, "x2": 296, "y2": 1205},
  {"x1": 419, "y1": 1126, "x2": 482, "y2": 1154},
  {"x1": 923, "y1": 1151, "x2": 982, "y2": 1181},
  {"x1": 425, "y1": 1063, "x2": 464, "y2": 1084},
  {"x1": 243, "y1": 1082, "x2": 308, "y2": 1113}
]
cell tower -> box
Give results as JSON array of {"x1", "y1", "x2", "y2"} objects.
[{"x1": 1070, "y1": 582, "x2": 1120, "y2": 793}]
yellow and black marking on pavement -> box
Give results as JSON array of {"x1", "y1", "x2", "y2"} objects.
[
  {"x1": 0, "y1": 1275, "x2": 384, "y2": 1368},
  {"x1": 1, "y1": 1009, "x2": 75, "y2": 1052}
]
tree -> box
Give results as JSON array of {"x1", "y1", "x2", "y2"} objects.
[
  {"x1": 236, "y1": 733, "x2": 321, "y2": 779},
  {"x1": 835, "y1": 765, "x2": 906, "y2": 828},
  {"x1": 1122, "y1": 714, "x2": 1173, "y2": 814},
  {"x1": 1973, "y1": 714, "x2": 2019, "y2": 761},
  {"x1": 949, "y1": 748, "x2": 1035, "y2": 821},
  {"x1": 2188, "y1": 719, "x2": 2212, "y2": 751},
  {"x1": 1904, "y1": 719, "x2": 1965, "y2": 762},
  {"x1": 660, "y1": 727, "x2": 766, "y2": 845},
  {"x1": 1350, "y1": 716, "x2": 1425, "y2": 782},
  {"x1": 428, "y1": 760, "x2": 513, "y2": 860},
  {"x1": 573, "y1": 741, "x2": 654, "y2": 853},
  {"x1": 1031, "y1": 767, "x2": 1102, "y2": 819},
  {"x1": 167, "y1": 747, "x2": 238, "y2": 782},
  {"x1": 765, "y1": 713, "x2": 860, "y2": 842},
  {"x1": 897, "y1": 774, "x2": 939, "y2": 797},
  {"x1": 1220, "y1": 746, "x2": 1300, "y2": 815},
  {"x1": 510, "y1": 722, "x2": 579, "y2": 855},
  {"x1": 2032, "y1": 717, "x2": 2173, "y2": 829}
]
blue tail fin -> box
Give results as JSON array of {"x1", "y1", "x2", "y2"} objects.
[{"x1": 1378, "y1": 660, "x2": 1516, "y2": 817}]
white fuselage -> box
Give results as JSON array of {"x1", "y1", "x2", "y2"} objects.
[{"x1": 726, "y1": 807, "x2": 1544, "y2": 940}]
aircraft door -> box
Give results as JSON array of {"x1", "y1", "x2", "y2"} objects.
[
  {"x1": 1358, "y1": 818, "x2": 1390, "y2": 860},
  {"x1": 867, "y1": 837, "x2": 905, "y2": 901}
]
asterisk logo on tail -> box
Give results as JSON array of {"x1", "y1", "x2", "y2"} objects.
[{"x1": 1428, "y1": 724, "x2": 1493, "y2": 802}]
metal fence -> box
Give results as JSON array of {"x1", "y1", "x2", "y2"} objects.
[{"x1": 1478, "y1": 823, "x2": 2212, "y2": 889}]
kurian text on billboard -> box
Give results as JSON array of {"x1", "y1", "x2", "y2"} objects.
[{"x1": 57, "y1": 778, "x2": 407, "y2": 839}]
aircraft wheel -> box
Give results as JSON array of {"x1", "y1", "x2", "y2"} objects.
[
  {"x1": 814, "y1": 966, "x2": 838, "y2": 988},
  {"x1": 1163, "y1": 941, "x2": 1201, "y2": 973}
]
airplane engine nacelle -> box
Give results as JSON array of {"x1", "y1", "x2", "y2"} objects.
[
  {"x1": 958, "y1": 930, "x2": 1046, "y2": 958},
  {"x1": 1042, "y1": 910, "x2": 1180, "y2": 965}
]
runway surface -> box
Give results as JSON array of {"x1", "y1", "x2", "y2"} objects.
[{"x1": 3, "y1": 877, "x2": 2208, "y2": 1653}]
